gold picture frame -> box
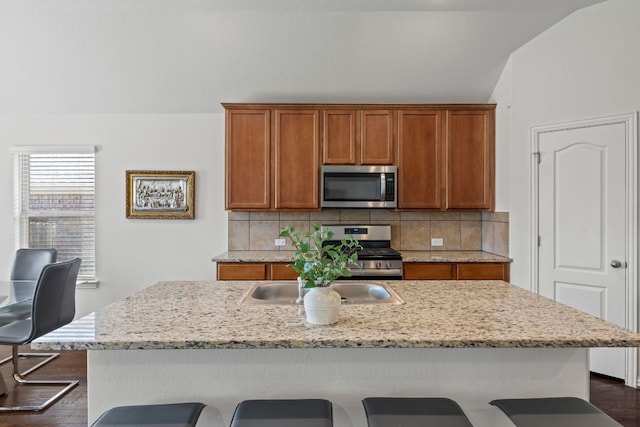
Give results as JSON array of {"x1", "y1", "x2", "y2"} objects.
[{"x1": 126, "y1": 170, "x2": 195, "y2": 219}]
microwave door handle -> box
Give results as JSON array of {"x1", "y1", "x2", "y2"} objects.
[{"x1": 380, "y1": 172, "x2": 386, "y2": 201}]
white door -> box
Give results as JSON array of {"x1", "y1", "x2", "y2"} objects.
[{"x1": 537, "y1": 119, "x2": 631, "y2": 380}]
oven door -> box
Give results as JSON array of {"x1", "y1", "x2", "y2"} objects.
[{"x1": 343, "y1": 260, "x2": 403, "y2": 280}]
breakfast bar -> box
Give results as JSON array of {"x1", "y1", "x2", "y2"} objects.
[{"x1": 33, "y1": 280, "x2": 640, "y2": 426}]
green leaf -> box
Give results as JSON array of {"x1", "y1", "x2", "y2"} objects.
[{"x1": 279, "y1": 224, "x2": 361, "y2": 287}]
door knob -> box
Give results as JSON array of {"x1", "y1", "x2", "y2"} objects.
[{"x1": 610, "y1": 260, "x2": 624, "y2": 268}]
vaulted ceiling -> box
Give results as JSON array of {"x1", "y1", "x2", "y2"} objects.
[{"x1": 0, "y1": 0, "x2": 606, "y2": 113}]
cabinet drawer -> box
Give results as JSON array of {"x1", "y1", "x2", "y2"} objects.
[
  {"x1": 457, "y1": 263, "x2": 508, "y2": 280},
  {"x1": 217, "y1": 263, "x2": 267, "y2": 280},
  {"x1": 270, "y1": 263, "x2": 298, "y2": 280},
  {"x1": 404, "y1": 263, "x2": 456, "y2": 280}
]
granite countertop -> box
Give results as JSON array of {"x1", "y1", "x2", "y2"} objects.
[
  {"x1": 212, "y1": 250, "x2": 512, "y2": 263},
  {"x1": 212, "y1": 250, "x2": 297, "y2": 263},
  {"x1": 400, "y1": 251, "x2": 511, "y2": 263},
  {"x1": 33, "y1": 280, "x2": 640, "y2": 351}
]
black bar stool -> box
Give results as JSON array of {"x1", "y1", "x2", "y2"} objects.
[
  {"x1": 490, "y1": 397, "x2": 621, "y2": 427},
  {"x1": 91, "y1": 402, "x2": 206, "y2": 427},
  {"x1": 362, "y1": 397, "x2": 473, "y2": 427},
  {"x1": 230, "y1": 399, "x2": 333, "y2": 427}
]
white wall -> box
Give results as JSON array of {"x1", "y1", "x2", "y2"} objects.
[
  {"x1": 489, "y1": 56, "x2": 513, "y2": 213},
  {"x1": 0, "y1": 2, "x2": 565, "y2": 114},
  {"x1": 491, "y1": 0, "x2": 640, "y2": 289},
  {"x1": 0, "y1": 114, "x2": 227, "y2": 316}
]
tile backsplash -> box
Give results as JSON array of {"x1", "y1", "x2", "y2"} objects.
[{"x1": 228, "y1": 210, "x2": 509, "y2": 257}]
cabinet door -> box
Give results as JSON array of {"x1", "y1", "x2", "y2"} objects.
[
  {"x1": 270, "y1": 263, "x2": 299, "y2": 280},
  {"x1": 457, "y1": 263, "x2": 508, "y2": 281},
  {"x1": 217, "y1": 263, "x2": 267, "y2": 280},
  {"x1": 323, "y1": 110, "x2": 357, "y2": 165},
  {"x1": 404, "y1": 263, "x2": 456, "y2": 280},
  {"x1": 397, "y1": 110, "x2": 444, "y2": 209},
  {"x1": 274, "y1": 110, "x2": 320, "y2": 209},
  {"x1": 225, "y1": 109, "x2": 271, "y2": 210},
  {"x1": 445, "y1": 110, "x2": 495, "y2": 210},
  {"x1": 361, "y1": 110, "x2": 394, "y2": 164}
]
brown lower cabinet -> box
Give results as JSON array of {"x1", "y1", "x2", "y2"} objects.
[
  {"x1": 404, "y1": 262, "x2": 509, "y2": 281},
  {"x1": 270, "y1": 263, "x2": 299, "y2": 280},
  {"x1": 457, "y1": 263, "x2": 509, "y2": 281},
  {"x1": 216, "y1": 263, "x2": 268, "y2": 280},
  {"x1": 217, "y1": 262, "x2": 298, "y2": 281},
  {"x1": 403, "y1": 263, "x2": 456, "y2": 280},
  {"x1": 218, "y1": 261, "x2": 509, "y2": 281}
]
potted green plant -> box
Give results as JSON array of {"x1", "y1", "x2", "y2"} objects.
[
  {"x1": 279, "y1": 224, "x2": 360, "y2": 324},
  {"x1": 280, "y1": 224, "x2": 360, "y2": 288}
]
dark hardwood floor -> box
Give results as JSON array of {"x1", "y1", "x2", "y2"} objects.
[
  {"x1": 0, "y1": 347, "x2": 638, "y2": 426},
  {"x1": 591, "y1": 372, "x2": 640, "y2": 426},
  {"x1": 0, "y1": 346, "x2": 87, "y2": 427}
]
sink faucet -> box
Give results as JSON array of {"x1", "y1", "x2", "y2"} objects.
[{"x1": 296, "y1": 277, "x2": 306, "y2": 304}]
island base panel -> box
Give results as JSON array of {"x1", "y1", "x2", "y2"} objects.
[{"x1": 87, "y1": 348, "x2": 589, "y2": 427}]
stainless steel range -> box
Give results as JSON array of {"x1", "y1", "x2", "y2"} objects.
[{"x1": 321, "y1": 224, "x2": 403, "y2": 280}]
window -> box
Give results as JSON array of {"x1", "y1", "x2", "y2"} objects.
[{"x1": 12, "y1": 146, "x2": 96, "y2": 285}]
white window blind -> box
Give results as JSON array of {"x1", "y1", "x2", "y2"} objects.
[{"x1": 12, "y1": 146, "x2": 96, "y2": 282}]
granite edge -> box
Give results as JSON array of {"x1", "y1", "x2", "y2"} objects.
[{"x1": 34, "y1": 338, "x2": 638, "y2": 351}]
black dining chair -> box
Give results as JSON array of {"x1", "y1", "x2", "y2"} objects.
[
  {"x1": 10, "y1": 249, "x2": 58, "y2": 297},
  {"x1": 0, "y1": 257, "x2": 81, "y2": 412},
  {"x1": 1, "y1": 248, "x2": 58, "y2": 322},
  {"x1": 230, "y1": 399, "x2": 334, "y2": 427},
  {"x1": 0, "y1": 248, "x2": 58, "y2": 376},
  {"x1": 92, "y1": 402, "x2": 206, "y2": 427},
  {"x1": 362, "y1": 397, "x2": 474, "y2": 427},
  {"x1": 490, "y1": 397, "x2": 622, "y2": 427}
]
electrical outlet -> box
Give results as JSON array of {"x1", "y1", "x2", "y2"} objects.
[
  {"x1": 431, "y1": 237, "x2": 444, "y2": 247},
  {"x1": 275, "y1": 238, "x2": 286, "y2": 246}
]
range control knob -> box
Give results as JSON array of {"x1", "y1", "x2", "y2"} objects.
[
  {"x1": 386, "y1": 261, "x2": 393, "y2": 269},
  {"x1": 375, "y1": 261, "x2": 382, "y2": 269}
]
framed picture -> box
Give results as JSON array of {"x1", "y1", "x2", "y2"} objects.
[{"x1": 126, "y1": 170, "x2": 195, "y2": 219}]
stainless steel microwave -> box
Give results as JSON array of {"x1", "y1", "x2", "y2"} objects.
[{"x1": 321, "y1": 165, "x2": 397, "y2": 208}]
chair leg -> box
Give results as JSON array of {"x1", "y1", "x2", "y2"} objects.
[
  {"x1": 0, "y1": 351, "x2": 60, "y2": 377},
  {"x1": 0, "y1": 345, "x2": 79, "y2": 412}
]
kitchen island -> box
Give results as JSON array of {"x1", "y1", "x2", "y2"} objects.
[{"x1": 34, "y1": 280, "x2": 640, "y2": 426}]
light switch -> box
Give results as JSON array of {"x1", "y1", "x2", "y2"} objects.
[{"x1": 431, "y1": 238, "x2": 444, "y2": 247}]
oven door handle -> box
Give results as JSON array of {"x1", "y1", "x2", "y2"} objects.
[{"x1": 349, "y1": 268, "x2": 403, "y2": 277}]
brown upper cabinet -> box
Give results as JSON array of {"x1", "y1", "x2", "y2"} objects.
[
  {"x1": 445, "y1": 109, "x2": 495, "y2": 210},
  {"x1": 397, "y1": 106, "x2": 495, "y2": 210},
  {"x1": 225, "y1": 108, "x2": 271, "y2": 210},
  {"x1": 322, "y1": 110, "x2": 357, "y2": 164},
  {"x1": 274, "y1": 109, "x2": 320, "y2": 209},
  {"x1": 223, "y1": 103, "x2": 495, "y2": 211},
  {"x1": 397, "y1": 110, "x2": 444, "y2": 209},
  {"x1": 323, "y1": 109, "x2": 394, "y2": 165},
  {"x1": 224, "y1": 104, "x2": 320, "y2": 210}
]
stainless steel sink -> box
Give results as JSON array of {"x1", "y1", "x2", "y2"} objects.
[{"x1": 239, "y1": 281, "x2": 404, "y2": 305}]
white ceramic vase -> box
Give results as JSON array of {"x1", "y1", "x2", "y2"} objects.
[{"x1": 303, "y1": 286, "x2": 341, "y2": 325}]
